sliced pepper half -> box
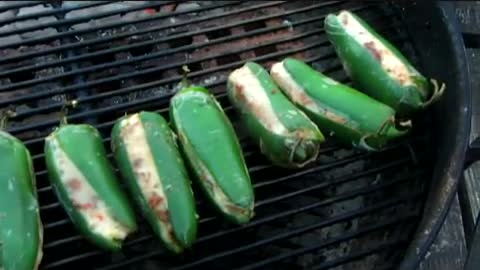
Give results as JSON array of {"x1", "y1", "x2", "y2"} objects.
[
  {"x1": 111, "y1": 111, "x2": 197, "y2": 253},
  {"x1": 271, "y1": 58, "x2": 408, "y2": 150},
  {"x1": 325, "y1": 10, "x2": 445, "y2": 115},
  {"x1": 0, "y1": 131, "x2": 43, "y2": 270},
  {"x1": 170, "y1": 86, "x2": 254, "y2": 224},
  {"x1": 45, "y1": 124, "x2": 137, "y2": 251}
]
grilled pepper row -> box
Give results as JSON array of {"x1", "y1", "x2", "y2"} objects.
[
  {"x1": 271, "y1": 58, "x2": 408, "y2": 150},
  {"x1": 41, "y1": 11, "x2": 445, "y2": 252},
  {"x1": 170, "y1": 86, "x2": 254, "y2": 224},
  {"x1": 0, "y1": 131, "x2": 43, "y2": 270},
  {"x1": 45, "y1": 124, "x2": 137, "y2": 251},
  {"x1": 325, "y1": 10, "x2": 445, "y2": 115},
  {"x1": 227, "y1": 62, "x2": 325, "y2": 168},
  {"x1": 111, "y1": 111, "x2": 197, "y2": 253}
]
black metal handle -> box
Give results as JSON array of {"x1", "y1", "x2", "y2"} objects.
[
  {"x1": 465, "y1": 211, "x2": 480, "y2": 270},
  {"x1": 464, "y1": 139, "x2": 480, "y2": 169},
  {"x1": 464, "y1": 140, "x2": 480, "y2": 270},
  {"x1": 463, "y1": 86, "x2": 480, "y2": 269}
]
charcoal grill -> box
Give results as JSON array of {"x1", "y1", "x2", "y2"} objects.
[{"x1": 0, "y1": 1, "x2": 471, "y2": 270}]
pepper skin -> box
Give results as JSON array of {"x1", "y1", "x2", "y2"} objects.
[
  {"x1": 227, "y1": 61, "x2": 325, "y2": 168},
  {"x1": 325, "y1": 10, "x2": 445, "y2": 115},
  {"x1": 111, "y1": 111, "x2": 197, "y2": 253},
  {"x1": 170, "y1": 86, "x2": 254, "y2": 224},
  {"x1": 0, "y1": 131, "x2": 43, "y2": 270},
  {"x1": 271, "y1": 58, "x2": 408, "y2": 150},
  {"x1": 44, "y1": 124, "x2": 137, "y2": 251}
]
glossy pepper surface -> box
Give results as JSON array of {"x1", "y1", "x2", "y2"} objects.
[
  {"x1": 227, "y1": 61, "x2": 325, "y2": 168},
  {"x1": 45, "y1": 124, "x2": 137, "y2": 251},
  {"x1": 111, "y1": 111, "x2": 197, "y2": 253},
  {"x1": 271, "y1": 58, "x2": 408, "y2": 150},
  {"x1": 170, "y1": 86, "x2": 254, "y2": 224},
  {"x1": 325, "y1": 10, "x2": 445, "y2": 115},
  {"x1": 0, "y1": 131, "x2": 43, "y2": 270}
]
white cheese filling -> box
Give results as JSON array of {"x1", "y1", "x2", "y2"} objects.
[
  {"x1": 118, "y1": 114, "x2": 177, "y2": 246},
  {"x1": 338, "y1": 11, "x2": 415, "y2": 86},
  {"x1": 48, "y1": 137, "x2": 129, "y2": 241},
  {"x1": 271, "y1": 62, "x2": 349, "y2": 125},
  {"x1": 271, "y1": 62, "x2": 320, "y2": 113},
  {"x1": 228, "y1": 66, "x2": 289, "y2": 135}
]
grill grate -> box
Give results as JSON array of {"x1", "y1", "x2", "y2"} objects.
[{"x1": 0, "y1": 1, "x2": 432, "y2": 269}]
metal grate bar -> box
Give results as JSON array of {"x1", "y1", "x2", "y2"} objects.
[
  {"x1": 43, "y1": 177, "x2": 421, "y2": 269},
  {"x1": 0, "y1": 1, "x2": 350, "y2": 96},
  {"x1": 0, "y1": 1, "x2": 241, "y2": 50},
  {"x1": 9, "y1": 42, "x2": 318, "y2": 128},
  {"x1": 162, "y1": 195, "x2": 421, "y2": 270},
  {"x1": 255, "y1": 160, "x2": 417, "y2": 207},
  {"x1": 43, "y1": 235, "x2": 83, "y2": 249},
  {"x1": 203, "y1": 171, "x2": 424, "y2": 240},
  {"x1": 126, "y1": 169, "x2": 425, "y2": 251},
  {"x1": 235, "y1": 211, "x2": 420, "y2": 270},
  {"x1": 38, "y1": 149, "x2": 411, "y2": 215},
  {"x1": 16, "y1": 58, "x2": 390, "y2": 151},
  {"x1": 86, "y1": 193, "x2": 420, "y2": 270},
  {"x1": 0, "y1": 1, "x2": 174, "y2": 38},
  {"x1": 0, "y1": 1, "x2": 115, "y2": 26},
  {"x1": 251, "y1": 135, "x2": 426, "y2": 189},
  {"x1": 43, "y1": 219, "x2": 70, "y2": 230},
  {"x1": 0, "y1": 1, "x2": 281, "y2": 75},
  {"x1": 0, "y1": 14, "x2": 325, "y2": 88},
  {"x1": 43, "y1": 158, "x2": 416, "y2": 251},
  {"x1": 0, "y1": 1, "x2": 240, "y2": 65},
  {"x1": 8, "y1": 24, "x2": 326, "y2": 119},
  {"x1": 0, "y1": 1, "x2": 42, "y2": 13},
  {"x1": 8, "y1": 31, "x2": 406, "y2": 136},
  {"x1": 310, "y1": 240, "x2": 409, "y2": 270},
  {"x1": 8, "y1": 27, "x2": 404, "y2": 134},
  {"x1": 37, "y1": 142, "x2": 374, "y2": 211},
  {"x1": 36, "y1": 132, "x2": 423, "y2": 198},
  {"x1": 6, "y1": 40, "x2": 325, "y2": 133}
]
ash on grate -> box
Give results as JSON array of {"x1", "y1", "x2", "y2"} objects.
[
  {"x1": 289, "y1": 161, "x2": 367, "y2": 266},
  {"x1": 0, "y1": 2, "x2": 59, "y2": 45},
  {"x1": 0, "y1": 43, "x2": 68, "y2": 138},
  {"x1": 90, "y1": 49, "x2": 176, "y2": 108},
  {"x1": 8, "y1": 91, "x2": 66, "y2": 141},
  {"x1": 0, "y1": 41, "x2": 62, "y2": 78},
  {"x1": 27, "y1": 43, "x2": 67, "y2": 108},
  {"x1": 243, "y1": 144, "x2": 417, "y2": 270},
  {"x1": 64, "y1": 1, "x2": 149, "y2": 30},
  {"x1": 0, "y1": 10, "x2": 21, "y2": 46},
  {"x1": 96, "y1": 85, "x2": 173, "y2": 108},
  {"x1": 0, "y1": 3, "x2": 59, "y2": 45},
  {"x1": 33, "y1": 51, "x2": 65, "y2": 79},
  {"x1": 0, "y1": 38, "x2": 66, "y2": 138},
  {"x1": 63, "y1": 1, "x2": 186, "y2": 41},
  {"x1": 16, "y1": 4, "x2": 58, "y2": 39}
]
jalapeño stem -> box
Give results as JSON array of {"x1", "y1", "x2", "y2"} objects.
[
  {"x1": 181, "y1": 65, "x2": 191, "y2": 89},
  {"x1": 60, "y1": 100, "x2": 78, "y2": 126},
  {"x1": 0, "y1": 109, "x2": 16, "y2": 130}
]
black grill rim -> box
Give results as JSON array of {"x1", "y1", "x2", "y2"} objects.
[{"x1": 394, "y1": 1, "x2": 472, "y2": 270}]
